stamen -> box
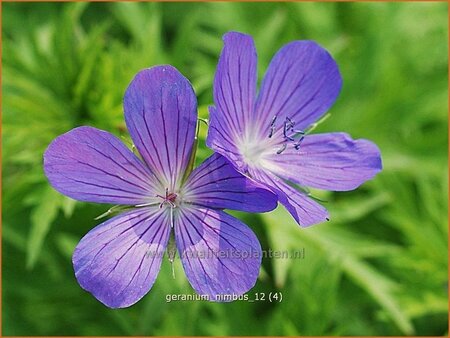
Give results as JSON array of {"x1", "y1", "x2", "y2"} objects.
[
  {"x1": 276, "y1": 143, "x2": 287, "y2": 154},
  {"x1": 285, "y1": 117, "x2": 295, "y2": 130},
  {"x1": 270, "y1": 116, "x2": 308, "y2": 154},
  {"x1": 135, "y1": 201, "x2": 160, "y2": 207},
  {"x1": 268, "y1": 116, "x2": 277, "y2": 138},
  {"x1": 156, "y1": 188, "x2": 167, "y2": 208},
  {"x1": 294, "y1": 135, "x2": 305, "y2": 150},
  {"x1": 283, "y1": 118, "x2": 295, "y2": 141},
  {"x1": 291, "y1": 127, "x2": 305, "y2": 136},
  {"x1": 156, "y1": 188, "x2": 178, "y2": 209}
]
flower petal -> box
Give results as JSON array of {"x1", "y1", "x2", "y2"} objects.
[
  {"x1": 249, "y1": 169, "x2": 329, "y2": 227},
  {"x1": 255, "y1": 40, "x2": 342, "y2": 134},
  {"x1": 263, "y1": 133, "x2": 382, "y2": 191},
  {"x1": 124, "y1": 65, "x2": 197, "y2": 189},
  {"x1": 212, "y1": 32, "x2": 257, "y2": 138},
  {"x1": 183, "y1": 153, "x2": 277, "y2": 212},
  {"x1": 44, "y1": 126, "x2": 159, "y2": 205},
  {"x1": 174, "y1": 207, "x2": 261, "y2": 301},
  {"x1": 206, "y1": 106, "x2": 246, "y2": 169},
  {"x1": 73, "y1": 208, "x2": 170, "y2": 308}
]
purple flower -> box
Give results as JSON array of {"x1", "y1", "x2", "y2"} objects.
[
  {"x1": 44, "y1": 65, "x2": 277, "y2": 308},
  {"x1": 207, "y1": 32, "x2": 382, "y2": 227}
]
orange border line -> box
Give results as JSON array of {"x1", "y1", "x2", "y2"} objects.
[
  {"x1": 0, "y1": 1, "x2": 448, "y2": 338},
  {"x1": 0, "y1": 0, "x2": 448, "y2": 2}
]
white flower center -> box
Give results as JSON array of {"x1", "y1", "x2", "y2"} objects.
[{"x1": 237, "y1": 134, "x2": 273, "y2": 169}]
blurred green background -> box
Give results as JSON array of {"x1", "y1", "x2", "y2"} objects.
[{"x1": 2, "y1": 2, "x2": 448, "y2": 336}]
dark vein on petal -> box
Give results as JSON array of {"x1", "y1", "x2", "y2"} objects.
[
  {"x1": 184, "y1": 210, "x2": 237, "y2": 276},
  {"x1": 101, "y1": 212, "x2": 166, "y2": 280},
  {"x1": 209, "y1": 125, "x2": 240, "y2": 150},
  {"x1": 175, "y1": 94, "x2": 181, "y2": 186},
  {"x1": 177, "y1": 209, "x2": 212, "y2": 289},
  {"x1": 237, "y1": 58, "x2": 245, "y2": 127},
  {"x1": 264, "y1": 62, "x2": 294, "y2": 120},
  {"x1": 225, "y1": 57, "x2": 240, "y2": 130},
  {"x1": 81, "y1": 210, "x2": 149, "y2": 269},
  {"x1": 84, "y1": 143, "x2": 153, "y2": 191},
  {"x1": 186, "y1": 175, "x2": 243, "y2": 193},
  {"x1": 293, "y1": 71, "x2": 330, "y2": 124},
  {"x1": 190, "y1": 210, "x2": 251, "y2": 248},
  {"x1": 217, "y1": 61, "x2": 240, "y2": 133},
  {"x1": 128, "y1": 116, "x2": 165, "y2": 186},
  {"x1": 118, "y1": 216, "x2": 168, "y2": 297},
  {"x1": 180, "y1": 95, "x2": 194, "y2": 180},
  {"x1": 195, "y1": 209, "x2": 253, "y2": 242},
  {"x1": 188, "y1": 162, "x2": 228, "y2": 186},
  {"x1": 141, "y1": 108, "x2": 167, "y2": 183},
  {"x1": 211, "y1": 144, "x2": 242, "y2": 157},
  {"x1": 160, "y1": 87, "x2": 173, "y2": 187},
  {"x1": 57, "y1": 172, "x2": 144, "y2": 196},
  {"x1": 257, "y1": 59, "x2": 285, "y2": 120},
  {"x1": 103, "y1": 137, "x2": 161, "y2": 190}
]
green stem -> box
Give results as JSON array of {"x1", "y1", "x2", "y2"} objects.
[{"x1": 181, "y1": 118, "x2": 208, "y2": 184}]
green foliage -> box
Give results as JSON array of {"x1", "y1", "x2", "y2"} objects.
[{"x1": 2, "y1": 2, "x2": 448, "y2": 336}]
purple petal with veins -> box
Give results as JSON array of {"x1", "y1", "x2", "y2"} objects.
[
  {"x1": 254, "y1": 39, "x2": 342, "y2": 133},
  {"x1": 212, "y1": 32, "x2": 257, "y2": 138},
  {"x1": 174, "y1": 206, "x2": 261, "y2": 300},
  {"x1": 207, "y1": 31, "x2": 382, "y2": 226},
  {"x1": 44, "y1": 126, "x2": 159, "y2": 205},
  {"x1": 183, "y1": 153, "x2": 277, "y2": 212},
  {"x1": 44, "y1": 65, "x2": 275, "y2": 307},
  {"x1": 248, "y1": 168, "x2": 329, "y2": 227},
  {"x1": 73, "y1": 208, "x2": 170, "y2": 308},
  {"x1": 263, "y1": 133, "x2": 382, "y2": 191},
  {"x1": 124, "y1": 65, "x2": 197, "y2": 190}
]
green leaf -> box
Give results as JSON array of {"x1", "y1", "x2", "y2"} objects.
[
  {"x1": 61, "y1": 197, "x2": 77, "y2": 218},
  {"x1": 54, "y1": 232, "x2": 78, "y2": 259},
  {"x1": 26, "y1": 186, "x2": 61, "y2": 268},
  {"x1": 262, "y1": 207, "x2": 414, "y2": 334}
]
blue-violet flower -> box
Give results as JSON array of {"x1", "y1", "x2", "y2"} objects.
[
  {"x1": 44, "y1": 65, "x2": 277, "y2": 308},
  {"x1": 207, "y1": 32, "x2": 382, "y2": 226}
]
